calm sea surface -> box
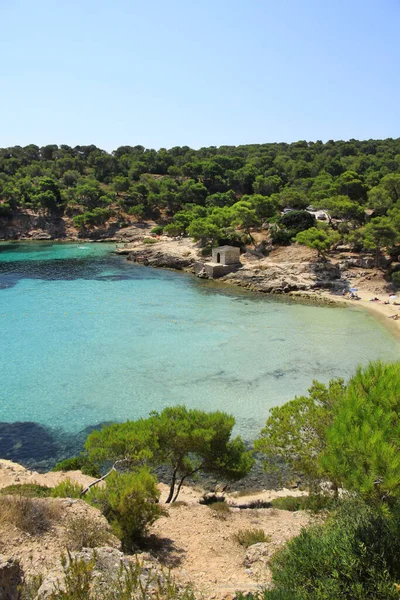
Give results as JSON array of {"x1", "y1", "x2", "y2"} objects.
[{"x1": 0, "y1": 242, "x2": 399, "y2": 468}]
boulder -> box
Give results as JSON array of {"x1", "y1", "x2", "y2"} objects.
[
  {"x1": 244, "y1": 542, "x2": 282, "y2": 568},
  {"x1": 30, "y1": 231, "x2": 53, "y2": 240},
  {"x1": 0, "y1": 556, "x2": 22, "y2": 600},
  {"x1": 243, "y1": 541, "x2": 284, "y2": 580}
]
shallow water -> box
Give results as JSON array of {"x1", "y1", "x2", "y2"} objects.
[{"x1": 0, "y1": 242, "x2": 399, "y2": 468}]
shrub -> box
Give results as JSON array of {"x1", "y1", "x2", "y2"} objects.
[
  {"x1": 24, "y1": 553, "x2": 196, "y2": 600},
  {"x1": 270, "y1": 496, "x2": 303, "y2": 512},
  {"x1": 270, "y1": 227, "x2": 293, "y2": 246},
  {"x1": 51, "y1": 480, "x2": 83, "y2": 498},
  {"x1": 143, "y1": 237, "x2": 158, "y2": 244},
  {"x1": 163, "y1": 223, "x2": 183, "y2": 236},
  {"x1": 280, "y1": 210, "x2": 316, "y2": 233},
  {"x1": 0, "y1": 483, "x2": 52, "y2": 498},
  {"x1": 87, "y1": 468, "x2": 162, "y2": 550},
  {"x1": 48, "y1": 553, "x2": 94, "y2": 600},
  {"x1": 0, "y1": 496, "x2": 60, "y2": 535},
  {"x1": 234, "y1": 528, "x2": 271, "y2": 548},
  {"x1": 168, "y1": 500, "x2": 188, "y2": 508},
  {"x1": 52, "y1": 455, "x2": 100, "y2": 478},
  {"x1": 208, "y1": 501, "x2": 231, "y2": 519},
  {"x1": 151, "y1": 225, "x2": 164, "y2": 235},
  {"x1": 264, "y1": 501, "x2": 400, "y2": 600},
  {"x1": 64, "y1": 516, "x2": 112, "y2": 551},
  {"x1": 270, "y1": 494, "x2": 336, "y2": 513}
]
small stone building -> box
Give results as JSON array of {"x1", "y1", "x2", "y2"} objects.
[
  {"x1": 194, "y1": 245, "x2": 241, "y2": 279},
  {"x1": 212, "y1": 245, "x2": 241, "y2": 265}
]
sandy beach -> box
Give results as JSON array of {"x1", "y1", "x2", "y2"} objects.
[{"x1": 319, "y1": 287, "x2": 400, "y2": 338}]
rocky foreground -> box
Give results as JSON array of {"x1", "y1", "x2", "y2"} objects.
[{"x1": 0, "y1": 460, "x2": 310, "y2": 599}]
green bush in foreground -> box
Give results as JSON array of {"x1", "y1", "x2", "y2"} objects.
[
  {"x1": 260, "y1": 501, "x2": 400, "y2": 600},
  {"x1": 87, "y1": 467, "x2": 162, "y2": 550}
]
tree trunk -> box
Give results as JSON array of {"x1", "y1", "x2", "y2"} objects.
[
  {"x1": 165, "y1": 467, "x2": 178, "y2": 504},
  {"x1": 172, "y1": 475, "x2": 187, "y2": 503}
]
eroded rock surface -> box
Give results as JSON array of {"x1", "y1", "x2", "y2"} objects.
[{"x1": 0, "y1": 556, "x2": 22, "y2": 600}]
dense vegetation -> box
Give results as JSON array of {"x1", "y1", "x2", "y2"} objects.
[
  {"x1": 1, "y1": 140, "x2": 400, "y2": 275},
  {"x1": 251, "y1": 360, "x2": 400, "y2": 599}
]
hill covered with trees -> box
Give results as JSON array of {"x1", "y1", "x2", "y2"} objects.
[{"x1": 1, "y1": 139, "x2": 400, "y2": 281}]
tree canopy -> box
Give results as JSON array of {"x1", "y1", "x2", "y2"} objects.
[
  {"x1": 255, "y1": 360, "x2": 400, "y2": 503},
  {"x1": 1, "y1": 138, "x2": 400, "y2": 256},
  {"x1": 85, "y1": 405, "x2": 254, "y2": 502}
]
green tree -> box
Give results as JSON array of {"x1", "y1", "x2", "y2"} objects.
[
  {"x1": 280, "y1": 210, "x2": 315, "y2": 233},
  {"x1": 187, "y1": 217, "x2": 221, "y2": 246},
  {"x1": 335, "y1": 170, "x2": 367, "y2": 201},
  {"x1": 263, "y1": 501, "x2": 400, "y2": 600},
  {"x1": 255, "y1": 379, "x2": 344, "y2": 489},
  {"x1": 321, "y1": 361, "x2": 400, "y2": 504},
  {"x1": 349, "y1": 216, "x2": 399, "y2": 264},
  {"x1": 367, "y1": 186, "x2": 394, "y2": 215},
  {"x1": 112, "y1": 176, "x2": 130, "y2": 194},
  {"x1": 61, "y1": 170, "x2": 80, "y2": 188},
  {"x1": 85, "y1": 406, "x2": 253, "y2": 503},
  {"x1": 34, "y1": 177, "x2": 62, "y2": 213},
  {"x1": 321, "y1": 195, "x2": 365, "y2": 225},
  {"x1": 75, "y1": 180, "x2": 102, "y2": 209},
  {"x1": 295, "y1": 227, "x2": 340, "y2": 257},
  {"x1": 230, "y1": 201, "x2": 260, "y2": 243},
  {"x1": 150, "y1": 406, "x2": 254, "y2": 503},
  {"x1": 244, "y1": 194, "x2": 279, "y2": 220},
  {"x1": 253, "y1": 175, "x2": 282, "y2": 196}
]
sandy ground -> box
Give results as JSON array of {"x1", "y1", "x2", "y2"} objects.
[
  {"x1": 318, "y1": 276, "x2": 400, "y2": 337},
  {"x1": 150, "y1": 502, "x2": 309, "y2": 597},
  {"x1": 0, "y1": 462, "x2": 310, "y2": 598}
]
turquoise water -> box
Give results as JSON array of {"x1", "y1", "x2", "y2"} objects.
[{"x1": 0, "y1": 242, "x2": 399, "y2": 467}]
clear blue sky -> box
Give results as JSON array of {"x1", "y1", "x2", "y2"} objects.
[{"x1": 1, "y1": 0, "x2": 399, "y2": 151}]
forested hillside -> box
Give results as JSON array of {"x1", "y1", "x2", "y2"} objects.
[{"x1": 1, "y1": 139, "x2": 400, "y2": 269}]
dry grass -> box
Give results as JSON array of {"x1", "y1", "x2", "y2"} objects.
[
  {"x1": 0, "y1": 495, "x2": 61, "y2": 535},
  {"x1": 208, "y1": 501, "x2": 231, "y2": 520},
  {"x1": 64, "y1": 515, "x2": 113, "y2": 550},
  {"x1": 233, "y1": 528, "x2": 271, "y2": 548}
]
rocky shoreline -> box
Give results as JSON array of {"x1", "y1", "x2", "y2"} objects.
[
  {"x1": 2, "y1": 216, "x2": 398, "y2": 323},
  {"x1": 115, "y1": 235, "x2": 349, "y2": 299}
]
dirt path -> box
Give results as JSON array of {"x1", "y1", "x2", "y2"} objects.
[{"x1": 150, "y1": 502, "x2": 309, "y2": 597}]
